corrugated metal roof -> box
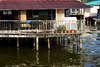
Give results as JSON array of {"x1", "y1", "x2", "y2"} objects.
[
  {"x1": 85, "y1": 0, "x2": 100, "y2": 6},
  {"x1": 0, "y1": 0, "x2": 90, "y2": 10}
]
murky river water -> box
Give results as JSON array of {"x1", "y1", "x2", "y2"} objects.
[{"x1": 0, "y1": 33, "x2": 100, "y2": 67}]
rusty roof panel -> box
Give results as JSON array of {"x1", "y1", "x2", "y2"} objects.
[{"x1": 0, "y1": 0, "x2": 90, "y2": 10}]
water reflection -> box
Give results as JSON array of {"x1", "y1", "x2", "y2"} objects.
[
  {"x1": 0, "y1": 42, "x2": 82, "y2": 67},
  {"x1": 2, "y1": 33, "x2": 100, "y2": 67},
  {"x1": 82, "y1": 33, "x2": 100, "y2": 67}
]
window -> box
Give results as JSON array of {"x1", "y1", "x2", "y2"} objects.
[
  {"x1": 85, "y1": 8, "x2": 90, "y2": 13},
  {"x1": 71, "y1": 9, "x2": 76, "y2": 12},
  {"x1": 97, "y1": 9, "x2": 100, "y2": 19},
  {"x1": 70, "y1": 9, "x2": 78, "y2": 15},
  {"x1": 65, "y1": 9, "x2": 70, "y2": 17},
  {"x1": 33, "y1": 10, "x2": 39, "y2": 17},
  {"x1": 27, "y1": 10, "x2": 32, "y2": 17},
  {"x1": 3, "y1": 10, "x2": 12, "y2": 15}
]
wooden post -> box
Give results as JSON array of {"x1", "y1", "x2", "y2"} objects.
[
  {"x1": 48, "y1": 50, "x2": 50, "y2": 62},
  {"x1": 73, "y1": 37, "x2": 77, "y2": 54},
  {"x1": 36, "y1": 51, "x2": 39, "y2": 64},
  {"x1": 60, "y1": 37, "x2": 61, "y2": 45},
  {"x1": 33, "y1": 38, "x2": 36, "y2": 49},
  {"x1": 48, "y1": 37, "x2": 50, "y2": 49},
  {"x1": 67, "y1": 36, "x2": 70, "y2": 52},
  {"x1": 56, "y1": 9, "x2": 58, "y2": 20},
  {"x1": 20, "y1": 10, "x2": 27, "y2": 20},
  {"x1": 94, "y1": 21, "x2": 97, "y2": 29},
  {"x1": 80, "y1": 49, "x2": 82, "y2": 66},
  {"x1": 80, "y1": 35, "x2": 82, "y2": 50},
  {"x1": 83, "y1": 8, "x2": 86, "y2": 31},
  {"x1": 36, "y1": 36, "x2": 39, "y2": 51},
  {"x1": 17, "y1": 38, "x2": 19, "y2": 48}
]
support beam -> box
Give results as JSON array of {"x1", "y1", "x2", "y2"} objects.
[
  {"x1": 20, "y1": 10, "x2": 27, "y2": 21},
  {"x1": 55, "y1": 9, "x2": 64, "y2": 20},
  {"x1": 56, "y1": 9, "x2": 58, "y2": 20}
]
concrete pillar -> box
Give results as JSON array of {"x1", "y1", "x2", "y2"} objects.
[{"x1": 20, "y1": 10, "x2": 27, "y2": 21}]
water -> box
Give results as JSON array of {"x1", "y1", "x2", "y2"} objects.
[
  {"x1": 0, "y1": 33, "x2": 100, "y2": 67},
  {"x1": 82, "y1": 33, "x2": 100, "y2": 67}
]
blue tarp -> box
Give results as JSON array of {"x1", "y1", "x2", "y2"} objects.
[
  {"x1": 85, "y1": 0, "x2": 100, "y2": 5},
  {"x1": 29, "y1": 22, "x2": 43, "y2": 26},
  {"x1": 26, "y1": 20, "x2": 31, "y2": 23}
]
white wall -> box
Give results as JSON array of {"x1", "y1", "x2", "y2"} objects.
[
  {"x1": 85, "y1": 6, "x2": 99, "y2": 18},
  {"x1": 76, "y1": 0, "x2": 81, "y2": 2}
]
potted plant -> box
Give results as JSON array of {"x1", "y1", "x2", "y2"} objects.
[
  {"x1": 71, "y1": 29, "x2": 74, "y2": 33},
  {"x1": 57, "y1": 25, "x2": 67, "y2": 33},
  {"x1": 67, "y1": 30, "x2": 71, "y2": 33},
  {"x1": 73, "y1": 29, "x2": 77, "y2": 33},
  {"x1": 57, "y1": 25, "x2": 63, "y2": 33},
  {"x1": 61, "y1": 25, "x2": 66, "y2": 33},
  {"x1": 54, "y1": 30, "x2": 58, "y2": 33}
]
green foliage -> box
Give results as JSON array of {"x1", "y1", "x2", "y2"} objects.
[
  {"x1": 57, "y1": 25, "x2": 66, "y2": 31},
  {"x1": 81, "y1": 0, "x2": 96, "y2": 3},
  {"x1": 62, "y1": 25, "x2": 66, "y2": 31},
  {"x1": 57, "y1": 25, "x2": 62, "y2": 31},
  {"x1": 77, "y1": 20, "x2": 81, "y2": 30}
]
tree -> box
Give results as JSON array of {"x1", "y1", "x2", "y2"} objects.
[{"x1": 81, "y1": 0, "x2": 96, "y2": 3}]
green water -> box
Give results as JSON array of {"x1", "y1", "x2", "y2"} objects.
[{"x1": 0, "y1": 33, "x2": 100, "y2": 67}]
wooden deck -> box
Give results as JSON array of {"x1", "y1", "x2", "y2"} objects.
[{"x1": 0, "y1": 30, "x2": 82, "y2": 38}]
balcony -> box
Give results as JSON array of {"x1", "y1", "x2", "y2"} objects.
[{"x1": 0, "y1": 20, "x2": 81, "y2": 34}]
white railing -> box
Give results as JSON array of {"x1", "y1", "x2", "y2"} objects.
[{"x1": 0, "y1": 20, "x2": 82, "y2": 33}]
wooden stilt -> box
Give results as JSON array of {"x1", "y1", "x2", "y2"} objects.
[
  {"x1": 33, "y1": 38, "x2": 36, "y2": 49},
  {"x1": 94, "y1": 21, "x2": 97, "y2": 29},
  {"x1": 73, "y1": 37, "x2": 77, "y2": 54},
  {"x1": 80, "y1": 35, "x2": 82, "y2": 50},
  {"x1": 36, "y1": 51, "x2": 39, "y2": 64},
  {"x1": 48, "y1": 50, "x2": 50, "y2": 62},
  {"x1": 67, "y1": 36, "x2": 70, "y2": 52},
  {"x1": 17, "y1": 38, "x2": 19, "y2": 48},
  {"x1": 60, "y1": 37, "x2": 61, "y2": 45},
  {"x1": 73, "y1": 44, "x2": 77, "y2": 54},
  {"x1": 36, "y1": 36, "x2": 39, "y2": 51},
  {"x1": 48, "y1": 37, "x2": 50, "y2": 49}
]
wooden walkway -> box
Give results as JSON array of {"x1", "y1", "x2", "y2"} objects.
[{"x1": 0, "y1": 30, "x2": 82, "y2": 38}]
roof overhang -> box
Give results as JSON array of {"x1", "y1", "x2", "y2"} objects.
[{"x1": 0, "y1": 0, "x2": 91, "y2": 10}]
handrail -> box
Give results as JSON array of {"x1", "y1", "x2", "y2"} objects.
[{"x1": 0, "y1": 20, "x2": 81, "y2": 32}]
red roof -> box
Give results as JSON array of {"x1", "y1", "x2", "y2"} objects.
[{"x1": 0, "y1": 0, "x2": 90, "y2": 10}]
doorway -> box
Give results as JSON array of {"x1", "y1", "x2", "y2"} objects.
[{"x1": 0, "y1": 10, "x2": 14, "y2": 30}]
